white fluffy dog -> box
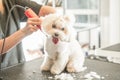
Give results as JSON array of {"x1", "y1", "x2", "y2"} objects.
[{"x1": 40, "y1": 14, "x2": 85, "y2": 74}]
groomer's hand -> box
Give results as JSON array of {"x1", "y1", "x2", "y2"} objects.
[{"x1": 21, "y1": 18, "x2": 42, "y2": 36}]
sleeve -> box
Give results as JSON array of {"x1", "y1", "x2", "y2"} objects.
[
  {"x1": 0, "y1": 27, "x2": 4, "y2": 39},
  {"x1": 15, "y1": 0, "x2": 42, "y2": 21}
]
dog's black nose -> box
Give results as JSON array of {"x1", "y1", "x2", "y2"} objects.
[{"x1": 54, "y1": 33, "x2": 59, "y2": 36}]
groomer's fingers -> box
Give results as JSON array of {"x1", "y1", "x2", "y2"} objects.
[
  {"x1": 31, "y1": 25, "x2": 39, "y2": 31},
  {"x1": 21, "y1": 24, "x2": 38, "y2": 36},
  {"x1": 28, "y1": 18, "x2": 42, "y2": 25},
  {"x1": 29, "y1": 24, "x2": 39, "y2": 30},
  {"x1": 28, "y1": 21, "x2": 41, "y2": 26},
  {"x1": 29, "y1": 18, "x2": 42, "y2": 21}
]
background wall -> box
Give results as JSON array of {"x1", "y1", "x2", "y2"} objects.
[
  {"x1": 101, "y1": 0, "x2": 120, "y2": 47},
  {"x1": 109, "y1": 0, "x2": 120, "y2": 45},
  {"x1": 100, "y1": 0, "x2": 110, "y2": 47}
]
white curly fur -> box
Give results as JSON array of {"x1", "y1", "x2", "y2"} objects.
[{"x1": 41, "y1": 14, "x2": 85, "y2": 74}]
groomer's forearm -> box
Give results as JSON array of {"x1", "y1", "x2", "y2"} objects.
[
  {"x1": 39, "y1": 6, "x2": 56, "y2": 16},
  {"x1": 0, "y1": 30, "x2": 26, "y2": 54}
]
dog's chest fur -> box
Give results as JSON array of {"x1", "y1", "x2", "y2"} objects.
[{"x1": 45, "y1": 37, "x2": 69, "y2": 60}]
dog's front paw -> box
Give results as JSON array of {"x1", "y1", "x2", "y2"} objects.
[
  {"x1": 67, "y1": 64, "x2": 76, "y2": 73},
  {"x1": 67, "y1": 66, "x2": 76, "y2": 73},
  {"x1": 40, "y1": 65, "x2": 50, "y2": 71},
  {"x1": 50, "y1": 67, "x2": 62, "y2": 74}
]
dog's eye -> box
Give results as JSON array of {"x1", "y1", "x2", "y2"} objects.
[
  {"x1": 52, "y1": 24, "x2": 56, "y2": 28},
  {"x1": 61, "y1": 28, "x2": 64, "y2": 31}
]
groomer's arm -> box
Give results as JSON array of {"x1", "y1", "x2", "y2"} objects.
[
  {"x1": 0, "y1": 18, "x2": 41, "y2": 54},
  {"x1": 39, "y1": 6, "x2": 56, "y2": 16}
]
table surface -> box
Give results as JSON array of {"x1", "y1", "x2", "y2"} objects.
[{"x1": 0, "y1": 57, "x2": 120, "y2": 80}]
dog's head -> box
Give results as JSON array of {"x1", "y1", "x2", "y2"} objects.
[{"x1": 41, "y1": 14, "x2": 76, "y2": 43}]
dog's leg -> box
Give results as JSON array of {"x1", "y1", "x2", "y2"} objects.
[
  {"x1": 67, "y1": 55, "x2": 84, "y2": 73},
  {"x1": 50, "y1": 53, "x2": 69, "y2": 74},
  {"x1": 40, "y1": 56, "x2": 53, "y2": 71}
]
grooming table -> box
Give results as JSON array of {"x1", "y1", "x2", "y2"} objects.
[{"x1": 0, "y1": 57, "x2": 120, "y2": 80}]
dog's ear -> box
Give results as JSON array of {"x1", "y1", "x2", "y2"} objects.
[
  {"x1": 68, "y1": 28, "x2": 77, "y2": 41},
  {"x1": 63, "y1": 14, "x2": 76, "y2": 41},
  {"x1": 63, "y1": 14, "x2": 75, "y2": 26},
  {"x1": 41, "y1": 13, "x2": 59, "y2": 33}
]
